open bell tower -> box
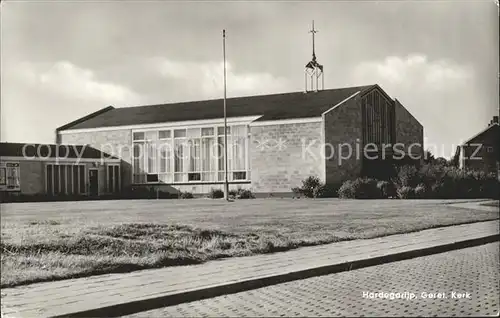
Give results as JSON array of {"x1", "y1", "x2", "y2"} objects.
[{"x1": 305, "y1": 20, "x2": 324, "y2": 92}]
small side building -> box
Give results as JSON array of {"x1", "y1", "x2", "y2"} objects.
[
  {"x1": 455, "y1": 116, "x2": 499, "y2": 174},
  {"x1": 0, "y1": 142, "x2": 122, "y2": 200}
]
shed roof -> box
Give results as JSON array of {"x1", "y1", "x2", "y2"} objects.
[{"x1": 0, "y1": 142, "x2": 118, "y2": 159}]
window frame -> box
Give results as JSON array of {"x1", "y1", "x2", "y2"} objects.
[
  {"x1": 133, "y1": 132, "x2": 145, "y2": 141},
  {"x1": 362, "y1": 88, "x2": 393, "y2": 146},
  {"x1": 106, "y1": 164, "x2": 121, "y2": 193},
  {"x1": 45, "y1": 163, "x2": 86, "y2": 195},
  {"x1": 158, "y1": 130, "x2": 171, "y2": 140},
  {"x1": 132, "y1": 124, "x2": 250, "y2": 184}
]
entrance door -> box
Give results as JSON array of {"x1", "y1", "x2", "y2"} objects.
[{"x1": 88, "y1": 169, "x2": 99, "y2": 196}]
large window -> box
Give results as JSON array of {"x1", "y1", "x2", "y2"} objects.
[
  {"x1": 362, "y1": 89, "x2": 394, "y2": 146},
  {"x1": 132, "y1": 130, "x2": 158, "y2": 183},
  {"x1": 46, "y1": 164, "x2": 85, "y2": 195},
  {"x1": 231, "y1": 126, "x2": 247, "y2": 180},
  {"x1": 158, "y1": 133, "x2": 172, "y2": 182},
  {"x1": 174, "y1": 129, "x2": 188, "y2": 182},
  {"x1": 132, "y1": 124, "x2": 249, "y2": 184},
  {"x1": 201, "y1": 128, "x2": 216, "y2": 181}
]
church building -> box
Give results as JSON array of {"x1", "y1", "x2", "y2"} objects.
[{"x1": 57, "y1": 84, "x2": 424, "y2": 196}]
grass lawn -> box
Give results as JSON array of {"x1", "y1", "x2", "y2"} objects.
[
  {"x1": 1, "y1": 198, "x2": 498, "y2": 288},
  {"x1": 481, "y1": 201, "x2": 499, "y2": 207}
]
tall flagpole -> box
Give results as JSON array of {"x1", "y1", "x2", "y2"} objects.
[{"x1": 223, "y1": 29, "x2": 229, "y2": 201}]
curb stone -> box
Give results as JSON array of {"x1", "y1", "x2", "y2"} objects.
[{"x1": 53, "y1": 233, "x2": 499, "y2": 318}]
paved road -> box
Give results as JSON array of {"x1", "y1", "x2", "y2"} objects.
[
  {"x1": 125, "y1": 242, "x2": 499, "y2": 317},
  {"x1": 3, "y1": 221, "x2": 497, "y2": 318}
]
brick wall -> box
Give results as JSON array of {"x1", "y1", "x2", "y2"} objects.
[
  {"x1": 462, "y1": 125, "x2": 499, "y2": 174},
  {"x1": 249, "y1": 121, "x2": 324, "y2": 193},
  {"x1": 463, "y1": 145, "x2": 498, "y2": 173},
  {"x1": 59, "y1": 129, "x2": 132, "y2": 188},
  {"x1": 324, "y1": 94, "x2": 363, "y2": 186},
  {"x1": 12, "y1": 159, "x2": 107, "y2": 195},
  {"x1": 19, "y1": 160, "x2": 44, "y2": 194},
  {"x1": 394, "y1": 99, "x2": 424, "y2": 160}
]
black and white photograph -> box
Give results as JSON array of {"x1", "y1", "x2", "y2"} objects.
[{"x1": 0, "y1": 0, "x2": 499, "y2": 317}]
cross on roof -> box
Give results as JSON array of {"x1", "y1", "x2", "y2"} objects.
[{"x1": 309, "y1": 20, "x2": 318, "y2": 61}]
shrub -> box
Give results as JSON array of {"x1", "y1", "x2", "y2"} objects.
[
  {"x1": 208, "y1": 188, "x2": 224, "y2": 199},
  {"x1": 180, "y1": 191, "x2": 194, "y2": 199},
  {"x1": 299, "y1": 176, "x2": 322, "y2": 198},
  {"x1": 236, "y1": 189, "x2": 255, "y2": 199},
  {"x1": 313, "y1": 184, "x2": 338, "y2": 198},
  {"x1": 338, "y1": 178, "x2": 382, "y2": 199},
  {"x1": 418, "y1": 164, "x2": 445, "y2": 188},
  {"x1": 397, "y1": 186, "x2": 415, "y2": 199},
  {"x1": 337, "y1": 180, "x2": 356, "y2": 199},
  {"x1": 414, "y1": 183, "x2": 427, "y2": 199},
  {"x1": 228, "y1": 189, "x2": 238, "y2": 198},
  {"x1": 428, "y1": 182, "x2": 444, "y2": 199},
  {"x1": 427, "y1": 167, "x2": 497, "y2": 199},
  {"x1": 357, "y1": 178, "x2": 382, "y2": 199},
  {"x1": 224, "y1": 188, "x2": 256, "y2": 199},
  {"x1": 393, "y1": 165, "x2": 421, "y2": 188},
  {"x1": 291, "y1": 187, "x2": 302, "y2": 198},
  {"x1": 392, "y1": 164, "x2": 499, "y2": 199},
  {"x1": 377, "y1": 181, "x2": 396, "y2": 199},
  {"x1": 339, "y1": 163, "x2": 498, "y2": 200},
  {"x1": 292, "y1": 176, "x2": 334, "y2": 198}
]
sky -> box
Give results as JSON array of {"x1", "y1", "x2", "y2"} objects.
[{"x1": 1, "y1": 0, "x2": 498, "y2": 158}]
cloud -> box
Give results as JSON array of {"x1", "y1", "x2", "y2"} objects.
[
  {"x1": 350, "y1": 54, "x2": 477, "y2": 158},
  {"x1": 153, "y1": 58, "x2": 290, "y2": 100},
  {"x1": 352, "y1": 54, "x2": 473, "y2": 91},
  {"x1": 1, "y1": 60, "x2": 143, "y2": 143},
  {"x1": 17, "y1": 61, "x2": 142, "y2": 105}
]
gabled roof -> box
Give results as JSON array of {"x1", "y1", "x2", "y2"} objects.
[
  {"x1": 0, "y1": 142, "x2": 118, "y2": 159},
  {"x1": 461, "y1": 123, "x2": 499, "y2": 146},
  {"x1": 58, "y1": 85, "x2": 375, "y2": 131}
]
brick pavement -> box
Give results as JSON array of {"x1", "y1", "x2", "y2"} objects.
[
  {"x1": 127, "y1": 242, "x2": 499, "y2": 317},
  {"x1": 1, "y1": 220, "x2": 498, "y2": 318}
]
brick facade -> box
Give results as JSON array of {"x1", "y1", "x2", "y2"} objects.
[
  {"x1": 1, "y1": 158, "x2": 112, "y2": 196},
  {"x1": 394, "y1": 99, "x2": 424, "y2": 159},
  {"x1": 19, "y1": 160, "x2": 44, "y2": 195},
  {"x1": 461, "y1": 124, "x2": 499, "y2": 174},
  {"x1": 249, "y1": 121, "x2": 324, "y2": 193},
  {"x1": 323, "y1": 94, "x2": 363, "y2": 186}
]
